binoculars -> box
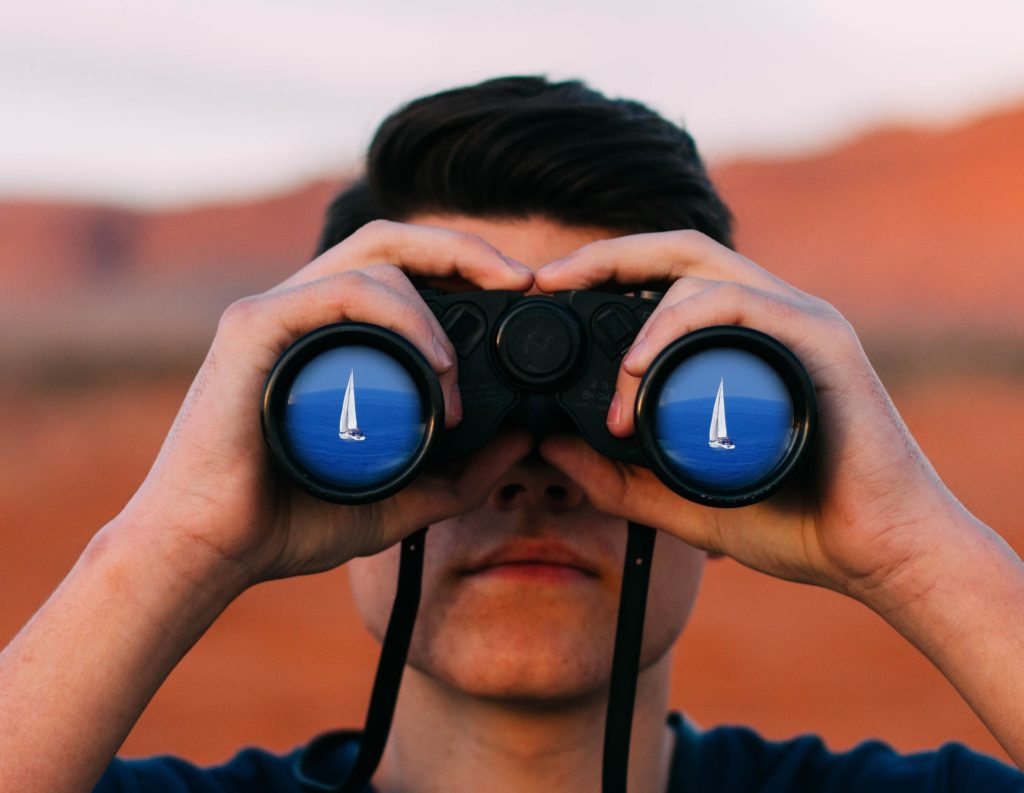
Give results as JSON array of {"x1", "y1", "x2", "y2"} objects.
[{"x1": 262, "y1": 289, "x2": 817, "y2": 506}]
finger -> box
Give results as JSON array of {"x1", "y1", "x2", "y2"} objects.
[
  {"x1": 221, "y1": 270, "x2": 462, "y2": 425},
  {"x1": 535, "y1": 229, "x2": 790, "y2": 296},
  {"x1": 280, "y1": 219, "x2": 534, "y2": 291},
  {"x1": 360, "y1": 263, "x2": 459, "y2": 368},
  {"x1": 605, "y1": 276, "x2": 717, "y2": 437},
  {"x1": 350, "y1": 264, "x2": 464, "y2": 427},
  {"x1": 618, "y1": 280, "x2": 835, "y2": 378},
  {"x1": 605, "y1": 354, "x2": 643, "y2": 437},
  {"x1": 608, "y1": 278, "x2": 847, "y2": 434},
  {"x1": 538, "y1": 435, "x2": 725, "y2": 552},
  {"x1": 379, "y1": 430, "x2": 534, "y2": 542}
]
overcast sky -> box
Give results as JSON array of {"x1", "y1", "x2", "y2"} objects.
[{"x1": 5, "y1": 0, "x2": 1024, "y2": 207}]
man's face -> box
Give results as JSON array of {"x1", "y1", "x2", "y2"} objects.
[{"x1": 347, "y1": 215, "x2": 707, "y2": 703}]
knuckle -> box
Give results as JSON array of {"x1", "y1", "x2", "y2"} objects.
[
  {"x1": 449, "y1": 230, "x2": 498, "y2": 261},
  {"x1": 365, "y1": 262, "x2": 407, "y2": 286},
  {"x1": 664, "y1": 275, "x2": 707, "y2": 299},
  {"x1": 812, "y1": 296, "x2": 846, "y2": 323},
  {"x1": 711, "y1": 280, "x2": 744, "y2": 302},
  {"x1": 413, "y1": 311, "x2": 438, "y2": 344},
  {"x1": 217, "y1": 295, "x2": 263, "y2": 334},
  {"x1": 646, "y1": 301, "x2": 689, "y2": 339},
  {"x1": 385, "y1": 293, "x2": 430, "y2": 335},
  {"x1": 659, "y1": 301, "x2": 692, "y2": 331},
  {"x1": 822, "y1": 311, "x2": 860, "y2": 347},
  {"x1": 672, "y1": 228, "x2": 712, "y2": 249},
  {"x1": 333, "y1": 270, "x2": 374, "y2": 303},
  {"x1": 357, "y1": 218, "x2": 396, "y2": 238},
  {"x1": 346, "y1": 219, "x2": 400, "y2": 255},
  {"x1": 578, "y1": 237, "x2": 613, "y2": 258},
  {"x1": 771, "y1": 298, "x2": 803, "y2": 323},
  {"x1": 322, "y1": 271, "x2": 378, "y2": 317}
]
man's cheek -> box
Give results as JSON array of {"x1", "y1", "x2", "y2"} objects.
[{"x1": 347, "y1": 548, "x2": 401, "y2": 642}]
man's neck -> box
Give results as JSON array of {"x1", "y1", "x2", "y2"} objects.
[{"x1": 372, "y1": 653, "x2": 677, "y2": 793}]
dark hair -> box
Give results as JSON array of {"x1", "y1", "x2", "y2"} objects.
[{"x1": 316, "y1": 76, "x2": 733, "y2": 254}]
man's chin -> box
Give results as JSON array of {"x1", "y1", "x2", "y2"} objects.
[
  {"x1": 408, "y1": 646, "x2": 613, "y2": 705},
  {"x1": 407, "y1": 595, "x2": 618, "y2": 703}
]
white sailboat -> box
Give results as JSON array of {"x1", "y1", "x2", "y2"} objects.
[
  {"x1": 338, "y1": 369, "x2": 366, "y2": 441},
  {"x1": 708, "y1": 378, "x2": 735, "y2": 450}
]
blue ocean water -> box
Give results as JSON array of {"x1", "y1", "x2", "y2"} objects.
[
  {"x1": 655, "y1": 395, "x2": 794, "y2": 489},
  {"x1": 285, "y1": 387, "x2": 425, "y2": 488}
]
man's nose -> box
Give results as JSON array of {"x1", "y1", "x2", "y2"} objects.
[{"x1": 487, "y1": 447, "x2": 584, "y2": 512}]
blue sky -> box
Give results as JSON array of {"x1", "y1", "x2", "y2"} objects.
[
  {"x1": 657, "y1": 348, "x2": 791, "y2": 403},
  {"x1": 5, "y1": 0, "x2": 1024, "y2": 206},
  {"x1": 288, "y1": 346, "x2": 421, "y2": 398}
]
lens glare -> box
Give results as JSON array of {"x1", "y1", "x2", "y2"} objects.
[
  {"x1": 653, "y1": 348, "x2": 795, "y2": 490},
  {"x1": 283, "y1": 345, "x2": 426, "y2": 490}
]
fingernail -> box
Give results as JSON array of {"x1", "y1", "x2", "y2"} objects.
[
  {"x1": 623, "y1": 335, "x2": 647, "y2": 369},
  {"x1": 449, "y1": 384, "x2": 463, "y2": 422},
  {"x1": 432, "y1": 336, "x2": 454, "y2": 372},
  {"x1": 607, "y1": 391, "x2": 622, "y2": 426}
]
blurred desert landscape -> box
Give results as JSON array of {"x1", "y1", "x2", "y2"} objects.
[{"x1": 2, "y1": 102, "x2": 1023, "y2": 765}]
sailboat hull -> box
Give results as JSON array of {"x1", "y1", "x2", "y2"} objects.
[
  {"x1": 709, "y1": 438, "x2": 735, "y2": 450},
  {"x1": 339, "y1": 429, "x2": 366, "y2": 441}
]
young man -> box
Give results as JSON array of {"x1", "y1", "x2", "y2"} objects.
[{"x1": 2, "y1": 77, "x2": 1023, "y2": 792}]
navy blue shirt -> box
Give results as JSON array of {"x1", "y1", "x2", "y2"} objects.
[{"x1": 95, "y1": 713, "x2": 1024, "y2": 791}]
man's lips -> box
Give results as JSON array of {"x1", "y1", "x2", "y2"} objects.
[{"x1": 461, "y1": 540, "x2": 600, "y2": 581}]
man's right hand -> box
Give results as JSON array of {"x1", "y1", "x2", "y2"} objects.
[
  {"x1": 121, "y1": 219, "x2": 536, "y2": 592},
  {"x1": 0, "y1": 221, "x2": 537, "y2": 793}
]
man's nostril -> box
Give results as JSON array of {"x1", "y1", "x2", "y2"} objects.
[
  {"x1": 500, "y1": 483, "x2": 527, "y2": 501},
  {"x1": 546, "y1": 484, "x2": 568, "y2": 501}
]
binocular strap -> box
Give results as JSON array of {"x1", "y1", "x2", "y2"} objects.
[
  {"x1": 294, "y1": 522, "x2": 657, "y2": 793},
  {"x1": 603, "y1": 521, "x2": 657, "y2": 793},
  {"x1": 295, "y1": 527, "x2": 428, "y2": 792}
]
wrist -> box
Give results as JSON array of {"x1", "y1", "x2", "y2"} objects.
[
  {"x1": 857, "y1": 505, "x2": 1020, "y2": 633},
  {"x1": 100, "y1": 503, "x2": 254, "y2": 618}
]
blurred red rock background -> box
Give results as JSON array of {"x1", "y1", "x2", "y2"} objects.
[{"x1": 1, "y1": 103, "x2": 1022, "y2": 764}]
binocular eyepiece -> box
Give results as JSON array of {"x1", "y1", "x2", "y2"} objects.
[{"x1": 262, "y1": 289, "x2": 817, "y2": 507}]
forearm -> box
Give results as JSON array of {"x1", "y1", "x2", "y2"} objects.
[
  {"x1": 865, "y1": 508, "x2": 1024, "y2": 768},
  {"x1": 0, "y1": 513, "x2": 249, "y2": 792}
]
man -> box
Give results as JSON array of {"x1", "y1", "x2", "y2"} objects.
[{"x1": 2, "y1": 76, "x2": 1022, "y2": 792}]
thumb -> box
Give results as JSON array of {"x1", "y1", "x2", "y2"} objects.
[
  {"x1": 381, "y1": 430, "x2": 534, "y2": 540},
  {"x1": 538, "y1": 435, "x2": 724, "y2": 552}
]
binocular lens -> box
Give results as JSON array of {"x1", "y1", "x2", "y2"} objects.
[
  {"x1": 263, "y1": 324, "x2": 444, "y2": 503},
  {"x1": 636, "y1": 327, "x2": 815, "y2": 506},
  {"x1": 652, "y1": 348, "x2": 795, "y2": 490},
  {"x1": 283, "y1": 345, "x2": 427, "y2": 489}
]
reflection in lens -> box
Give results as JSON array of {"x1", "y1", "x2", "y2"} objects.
[
  {"x1": 283, "y1": 345, "x2": 426, "y2": 490},
  {"x1": 653, "y1": 348, "x2": 795, "y2": 490}
]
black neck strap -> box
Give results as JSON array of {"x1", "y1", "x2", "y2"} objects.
[
  {"x1": 603, "y1": 521, "x2": 657, "y2": 792},
  {"x1": 295, "y1": 527, "x2": 428, "y2": 793},
  {"x1": 295, "y1": 522, "x2": 657, "y2": 793}
]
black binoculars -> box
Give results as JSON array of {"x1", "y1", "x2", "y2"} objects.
[{"x1": 262, "y1": 289, "x2": 817, "y2": 507}]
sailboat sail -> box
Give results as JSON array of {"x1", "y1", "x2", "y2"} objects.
[
  {"x1": 339, "y1": 369, "x2": 366, "y2": 441},
  {"x1": 708, "y1": 378, "x2": 735, "y2": 449}
]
